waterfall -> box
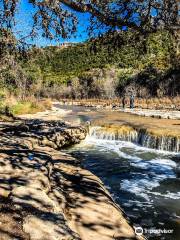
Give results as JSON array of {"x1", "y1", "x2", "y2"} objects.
[
  {"x1": 88, "y1": 126, "x2": 180, "y2": 153},
  {"x1": 89, "y1": 126, "x2": 138, "y2": 142}
]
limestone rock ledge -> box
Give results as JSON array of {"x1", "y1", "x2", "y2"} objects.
[
  {"x1": 1, "y1": 119, "x2": 87, "y2": 149},
  {"x1": 0, "y1": 120, "x2": 144, "y2": 240}
]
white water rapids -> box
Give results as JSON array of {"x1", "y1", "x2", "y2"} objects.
[{"x1": 88, "y1": 126, "x2": 180, "y2": 152}]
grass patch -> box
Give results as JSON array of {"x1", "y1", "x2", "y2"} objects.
[{"x1": 10, "y1": 99, "x2": 52, "y2": 115}]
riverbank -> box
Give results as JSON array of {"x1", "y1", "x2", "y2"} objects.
[
  {"x1": 0, "y1": 117, "x2": 142, "y2": 240},
  {"x1": 58, "y1": 99, "x2": 180, "y2": 120}
]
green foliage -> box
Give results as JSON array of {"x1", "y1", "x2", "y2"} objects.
[
  {"x1": 0, "y1": 89, "x2": 6, "y2": 112},
  {"x1": 25, "y1": 30, "x2": 176, "y2": 89},
  {"x1": 10, "y1": 101, "x2": 42, "y2": 115},
  {"x1": 1, "y1": 30, "x2": 179, "y2": 99}
]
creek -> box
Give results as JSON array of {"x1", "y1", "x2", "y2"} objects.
[{"x1": 59, "y1": 105, "x2": 180, "y2": 239}]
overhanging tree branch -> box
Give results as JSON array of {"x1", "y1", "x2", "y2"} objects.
[
  {"x1": 60, "y1": 0, "x2": 141, "y2": 30},
  {"x1": 0, "y1": 0, "x2": 179, "y2": 41}
]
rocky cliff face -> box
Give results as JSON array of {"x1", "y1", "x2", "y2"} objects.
[{"x1": 0, "y1": 120, "x2": 142, "y2": 240}]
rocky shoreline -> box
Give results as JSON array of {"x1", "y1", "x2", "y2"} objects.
[{"x1": 0, "y1": 118, "x2": 143, "y2": 240}]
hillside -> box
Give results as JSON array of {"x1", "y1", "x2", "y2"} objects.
[
  {"x1": 23, "y1": 30, "x2": 179, "y2": 99},
  {"x1": 1, "y1": 30, "x2": 179, "y2": 103}
]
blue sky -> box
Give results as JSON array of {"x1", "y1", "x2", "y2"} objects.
[
  {"x1": 11, "y1": 0, "x2": 173, "y2": 47},
  {"x1": 15, "y1": 0, "x2": 90, "y2": 47},
  {"x1": 14, "y1": 1, "x2": 135, "y2": 47}
]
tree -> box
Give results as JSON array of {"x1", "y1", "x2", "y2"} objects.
[{"x1": 0, "y1": 0, "x2": 179, "y2": 41}]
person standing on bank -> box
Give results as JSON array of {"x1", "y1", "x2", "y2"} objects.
[
  {"x1": 130, "y1": 94, "x2": 135, "y2": 109},
  {"x1": 122, "y1": 95, "x2": 126, "y2": 109}
]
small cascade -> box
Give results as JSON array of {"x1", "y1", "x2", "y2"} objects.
[
  {"x1": 89, "y1": 126, "x2": 138, "y2": 142},
  {"x1": 88, "y1": 126, "x2": 180, "y2": 152},
  {"x1": 138, "y1": 133, "x2": 180, "y2": 152}
]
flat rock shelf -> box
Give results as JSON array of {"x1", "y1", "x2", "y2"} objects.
[{"x1": 0, "y1": 119, "x2": 143, "y2": 240}]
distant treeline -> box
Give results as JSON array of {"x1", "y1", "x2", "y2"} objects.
[{"x1": 1, "y1": 30, "x2": 179, "y2": 101}]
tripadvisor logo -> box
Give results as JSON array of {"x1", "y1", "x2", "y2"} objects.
[
  {"x1": 134, "y1": 226, "x2": 143, "y2": 236},
  {"x1": 133, "y1": 226, "x2": 174, "y2": 237}
]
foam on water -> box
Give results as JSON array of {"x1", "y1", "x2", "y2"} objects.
[
  {"x1": 83, "y1": 137, "x2": 180, "y2": 201},
  {"x1": 85, "y1": 136, "x2": 179, "y2": 155},
  {"x1": 152, "y1": 191, "x2": 180, "y2": 200}
]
